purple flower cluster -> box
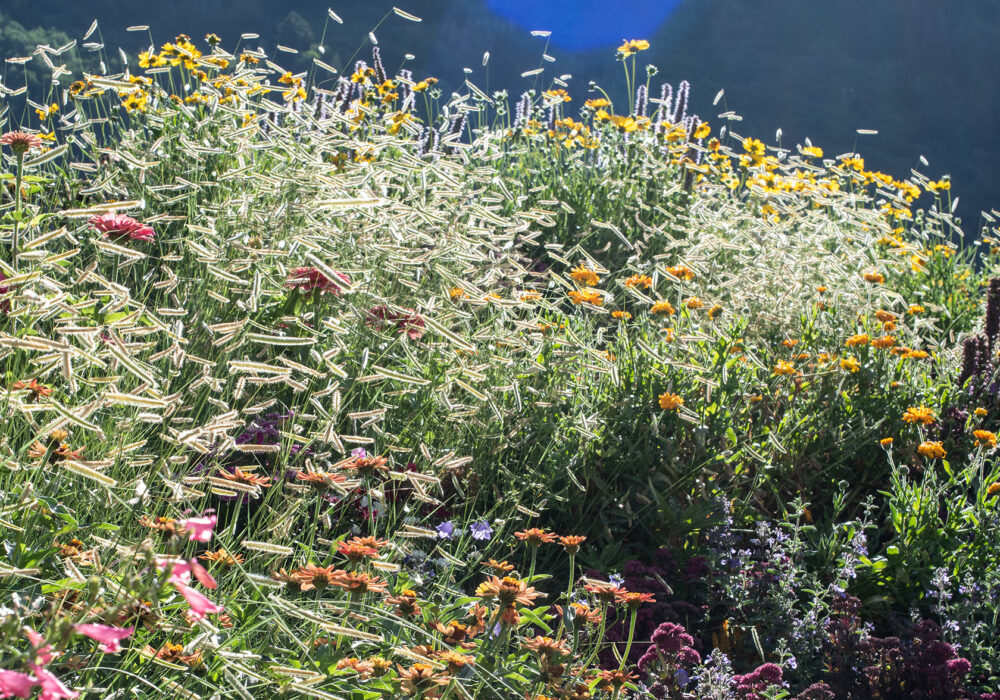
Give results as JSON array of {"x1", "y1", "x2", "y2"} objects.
[
  {"x1": 638, "y1": 622, "x2": 701, "y2": 699},
  {"x1": 823, "y1": 597, "x2": 973, "y2": 698},
  {"x1": 731, "y1": 662, "x2": 784, "y2": 699}
]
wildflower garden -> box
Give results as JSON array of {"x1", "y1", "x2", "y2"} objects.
[{"x1": 0, "y1": 14, "x2": 999, "y2": 699}]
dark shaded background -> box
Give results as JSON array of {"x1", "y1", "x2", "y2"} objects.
[{"x1": 2, "y1": 0, "x2": 997, "y2": 230}]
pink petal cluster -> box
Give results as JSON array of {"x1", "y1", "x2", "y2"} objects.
[
  {"x1": 87, "y1": 213, "x2": 155, "y2": 242},
  {"x1": 0, "y1": 670, "x2": 34, "y2": 699},
  {"x1": 156, "y1": 556, "x2": 218, "y2": 589},
  {"x1": 285, "y1": 267, "x2": 351, "y2": 295},
  {"x1": 74, "y1": 624, "x2": 134, "y2": 654},
  {"x1": 365, "y1": 305, "x2": 426, "y2": 339},
  {"x1": 178, "y1": 514, "x2": 216, "y2": 542},
  {"x1": 175, "y1": 582, "x2": 224, "y2": 620},
  {"x1": 31, "y1": 667, "x2": 78, "y2": 700}
]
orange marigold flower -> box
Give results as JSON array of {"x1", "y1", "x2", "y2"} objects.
[
  {"x1": 874, "y1": 310, "x2": 897, "y2": 323},
  {"x1": 845, "y1": 333, "x2": 870, "y2": 347},
  {"x1": 449, "y1": 287, "x2": 466, "y2": 300},
  {"x1": 987, "y1": 482, "x2": 1000, "y2": 498},
  {"x1": 515, "y1": 528, "x2": 557, "y2": 546},
  {"x1": 863, "y1": 271, "x2": 885, "y2": 284},
  {"x1": 773, "y1": 360, "x2": 796, "y2": 376},
  {"x1": 708, "y1": 304, "x2": 723, "y2": 319},
  {"x1": 651, "y1": 300, "x2": 675, "y2": 316},
  {"x1": 974, "y1": 407, "x2": 988, "y2": 417},
  {"x1": 569, "y1": 266, "x2": 600, "y2": 286},
  {"x1": 611, "y1": 310, "x2": 631, "y2": 320},
  {"x1": 624, "y1": 274, "x2": 652, "y2": 289},
  {"x1": 666, "y1": 264, "x2": 695, "y2": 281},
  {"x1": 684, "y1": 296, "x2": 704, "y2": 310},
  {"x1": 658, "y1": 392, "x2": 683, "y2": 410},
  {"x1": 880, "y1": 437, "x2": 894, "y2": 449},
  {"x1": 902, "y1": 406, "x2": 936, "y2": 425},
  {"x1": 917, "y1": 441, "x2": 946, "y2": 459},
  {"x1": 840, "y1": 357, "x2": 860, "y2": 373},
  {"x1": 568, "y1": 288, "x2": 603, "y2": 306},
  {"x1": 871, "y1": 335, "x2": 896, "y2": 349},
  {"x1": 973, "y1": 430, "x2": 997, "y2": 448},
  {"x1": 907, "y1": 304, "x2": 925, "y2": 315}
]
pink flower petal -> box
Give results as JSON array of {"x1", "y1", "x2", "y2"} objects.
[
  {"x1": 31, "y1": 666, "x2": 78, "y2": 700},
  {"x1": 189, "y1": 558, "x2": 218, "y2": 589},
  {"x1": 175, "y1": 582, "x2": 223, "y2": 620},
  {"x1": 74, "y1": 623, "x2": 134, "y2": 654},
  {"x1": 177, "y1": 515, "x2": 216, "y2": 542},
  {"x1": 0, "y1": 670, "x2": 35, "y2": 699}
]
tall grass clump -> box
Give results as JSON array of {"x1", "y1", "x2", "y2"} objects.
[{"x1": 0, "y1": 12, "x2": 998, "y2": 699}]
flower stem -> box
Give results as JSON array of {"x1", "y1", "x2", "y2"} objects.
[
  {"x1": 12, "y1": 151, "x2": 24, "y2": 269},
  {"x1": 617, "y1": 608, "x2": 638, "y2": 673}
]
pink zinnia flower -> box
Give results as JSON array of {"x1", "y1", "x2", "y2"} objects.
[
  {"x1": 365, "y1": 305, "x2": 425, "y2": 339},
  {"x1": 156, "y1": 556, "x2": 217, "y2": 589},
  {"x1": 30, "y1": 666, "x2": 77, "y2": 700},
  {"x1": 74, "y1": 624, "x2": 133, "y2": 654},
  {"x1": 175, "y1": 582, "x2": 223, "y2": 620},
  {"x1": 87, "y1": 213, "x2": 155, "y2": 242},
  {"x1": 0, "y1": 670, "x2": 34, "y2": 699},
  {"x1": 285, "y1": 267, "x2": 351, "y2": 295},
  {"x1": 1, "y1": 131, "x2": 43, "y2": 154},
  {"x1": 177, "y1": 515, "x2": 216, "y2": 542}
]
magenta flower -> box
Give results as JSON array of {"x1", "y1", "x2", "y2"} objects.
[
  {"x1": 74, "y1": 623, "x2": 134, "y2": 654},
  {"x1": 87, "y1": 213, "x2": 155, "y2": 242},
  {"x1": 178, "y1": 515, "x2": 216, "y2": 542},
  {"x1": 157, "y1": 556, "x2": 218, "y2": 589},
  {"x1": 0, "y1": 670, "x2": 34, "y2": 698},
  {"x1": 30, "y1": 666, "x2": 78, "y2": 700},
  {"x1": 285, "y1": 267, "x2": 351, "y2": 295},
  {"x1": 365, "y1": 305, "x2": 426, "y2": 339},
  {"x1": 175, "y1": 582, "x2": 223, "y2": 620}
]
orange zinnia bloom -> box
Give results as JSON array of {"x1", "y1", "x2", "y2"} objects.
[
  {"x1": 514, "y1": 528, "x2": 557, "y2": 546},
  {"x1": 292, "y1": 564, "x2": 345, "y2": 591},
  {"x1": 475, "y1": 576, "x2": 542, "y2": 607},
  {"x1": 558, "y1": 535, "x2": 587, "y2": 554}
]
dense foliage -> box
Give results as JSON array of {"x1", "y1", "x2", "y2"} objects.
[{"x1": 0, "y1": 14, "x2": 998, "y2": 699}]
